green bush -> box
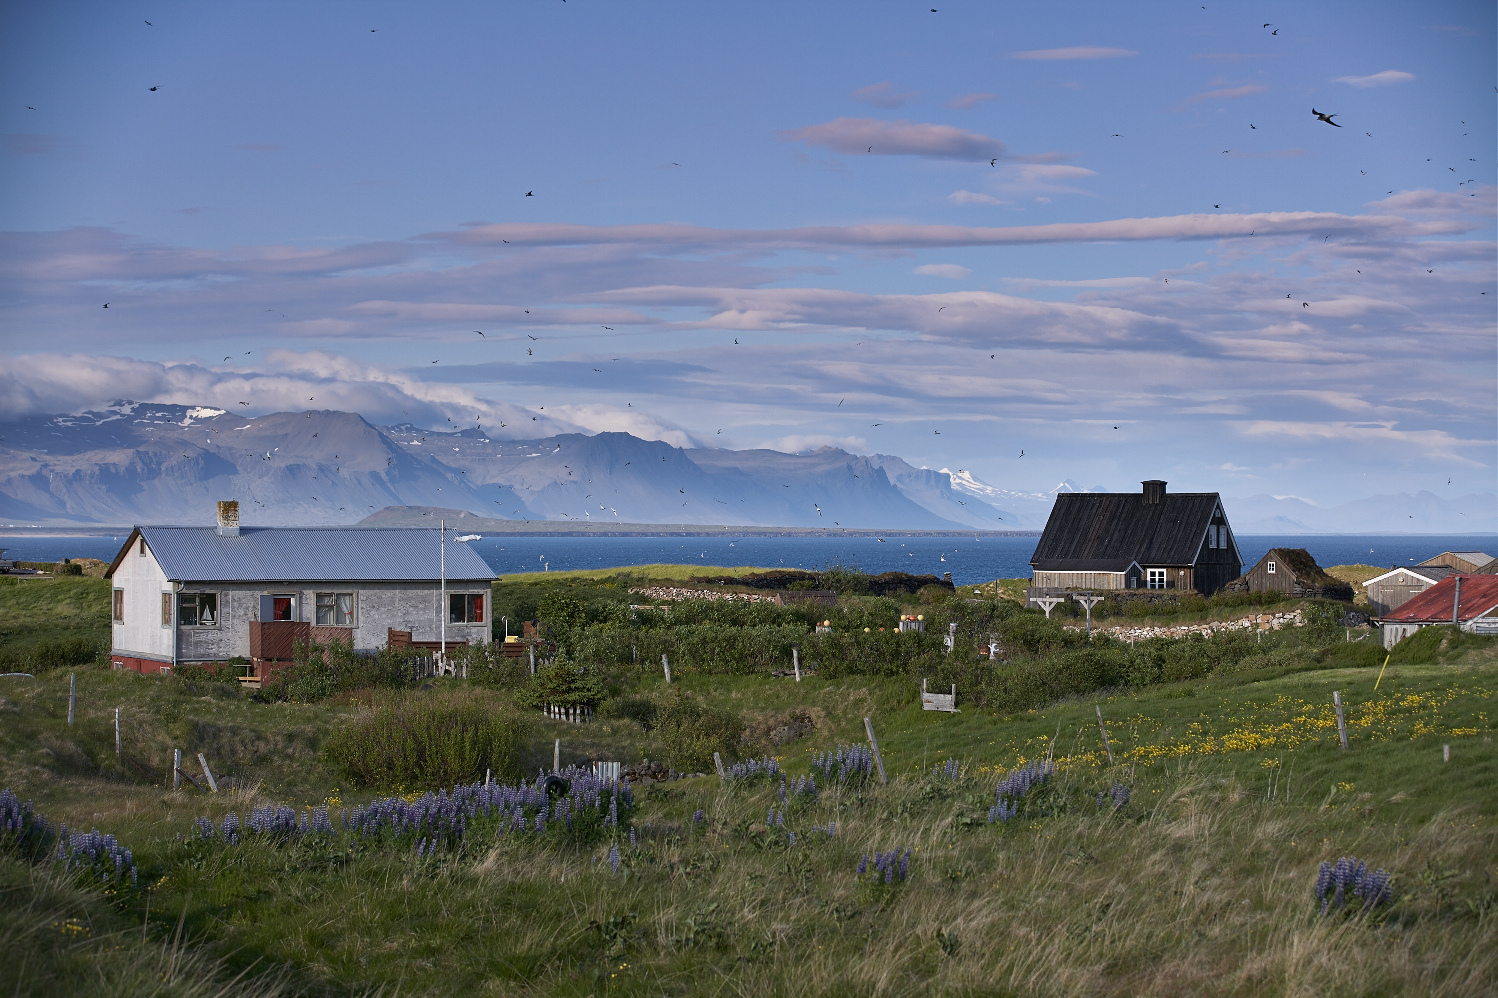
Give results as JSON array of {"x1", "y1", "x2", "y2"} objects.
[
  {"x1": 651, "y1": 688, "x2": 741, "y2": 774},
  {"x1": 323, "y1": 691, "x2": 526, "y2": 791},
  {"x1": 0, "y1": 636, "x2": 102, "y2": 673},
  {"x1": 599, "y1": 694, "x2": 658, "y2": 730},
  {"x1": 1388, "y1": 625, "x2": 1495, "y2": 665},
  {"x1": 259, "y1": 639, "x2": 427, "y2": 703},
  {"x1": 515, "y1": 657, "x2": 606, "y2": 710}
]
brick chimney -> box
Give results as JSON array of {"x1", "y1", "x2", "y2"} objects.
[
  {"x1": 1142, "y1": 480, "x2": 1167, "y2": 505},
  {"x1": 216, "y1": 500, "x2": 240, "y2": 537}
]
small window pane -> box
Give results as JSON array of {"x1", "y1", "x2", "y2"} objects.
[
  {"x1": 178, "y1": 596, "x2": 199, "y2": 626},
  {"x1": 470, "y1": 594, "x2": 483, "y2": 624},
  {"x1": 336, "y1": 593, "x2": 354, "y2": 626},
  {"x1": 162, "y1": 593, "x2": 172, "y2": 627},
  {"x1": 273, "y1": 597, "x2": 294, "y2": 621},
  {"x1": 114, "y1": 589, "x2": 125, "y2": 622},
  {"x1": 1267, "y1": 561, "x2": 1276, "y2": 574},
  {"x1": 198, "y1": 594, "x2": 216, "y2": 625},
  {"x1": 316, "y1": 593, "x2": 335, "y2": 625}
]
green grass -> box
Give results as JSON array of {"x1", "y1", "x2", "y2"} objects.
[
  {"x1": 0, "y1": 576, "x2": 111, "y2": 650},
  {"x1": 4, "y1": 643, "x2": 1496, "y2": 996}
]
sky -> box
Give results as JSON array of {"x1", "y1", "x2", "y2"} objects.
[{"x1": 0, "y1": 0, "x2": 1494, "y2": 506}]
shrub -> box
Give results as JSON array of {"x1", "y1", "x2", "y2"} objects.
[
  {"x1": 652, "y1": 688, "x2": 741, "y2": 773},
  {"x1": 323, "y1": 691, "x2": 526, "y2": 791},
  {"x1": 515, "y1": 657, "x2": 606, "y2": 710},
  {"x1": 538, "y1": 592, "x2": 586, "y2": 630},
  {"x1": 599, "y1": 694, "x2": 658, "y2": 730},
  {"x1": 1388, "y1": 624, "x2": 1494, "y2": 665},
  {"x1": 0, "y1": 636, "x2": 102, "y2": 673},
  {"x1": 258, "y1": 639, "x2": 428, "y2": 702}
]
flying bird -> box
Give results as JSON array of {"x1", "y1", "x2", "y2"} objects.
[
  {"x1": 527, "y1": 348, "x2": 532, "y2": 355},
  {"x1": 525, "y1": 191, "x2": 533, "y2": 196},
  {"x1": 102, "y1": 303, "x2": 109, "y2": 308},
  {"x1": 990, "y1": 158, "x2": 996, "y2": 166},
  {"x1": 527, "y1": 334, "x2": 539, "y2": 340},
  {"x1": 601, "y1": 326, "x2": 613, "y2": 330},
  {"x1": 475, "y1": 330, "x2": 484, "y2": 336},
  {"x1": 148, "y1": 86, "x2": 159, "y2": 92},
  {"x1": 1018, "y1": 450, "x2": 1024, "y2": 457},
  {"x1": 1311, "y1": 109, "x2": 1340, "y2": 127}
]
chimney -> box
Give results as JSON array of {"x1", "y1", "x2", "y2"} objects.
[
  {"x1": 1142, "y1": 480, "x2": 1167, "y2": 505},
  {"x1": 1452, "y1": 575, "x2": 1462, "y2": 624},
  {"x1": 216, "y1": 500, "x2": 240, "y2": 537}
]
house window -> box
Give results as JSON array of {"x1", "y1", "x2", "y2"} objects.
[
  {"x1": 316, "y1": 592, "x2": 355, "y2": 626},
  {"x1": 260, "y1": 594, "x2": 297, "y2": 621},
  {"x1": 113, "y1": 589, "x2": 124, "y2": 622},
  {"x1": 449, "y1": 593, "x2": 485, "y2": 624},
  {"x1": 161, "y1": 593, "x2": 172, "y2": 627},
  {"x1": 138, "y1": 537, "x2": 146, "y2": 557},
  {"x1": 1147, "y1": 569, "x2": 1167, "y2": 589},
  {"x1": 1267, "y1": 561, "x2": 1276, "y2": 574},
  {"x1": 178, "y1": 593, "x2": 218, "y2": 627}
]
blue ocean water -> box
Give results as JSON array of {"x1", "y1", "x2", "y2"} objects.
[{"x1": 11, "y1": 533, "x2": 1492, "y2": 587}]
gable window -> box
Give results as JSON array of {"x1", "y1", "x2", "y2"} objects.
[
  {"x1": 316, "y1": 592, "x2": 355, "y2": 626},
  {"x1": 1267, "y1": 561, "x2": 1276, "y2": 575},
  {"x1": 113, "y1": 589, "x2": 124, "y2": 622},
  {"x1": 178, "y1": 593, "x2": 218, "y2": 627},
  {"x1": 161, "y1": 593, "x2": 172, "y2": 627},
  {"x1": 138, "y1": 537, "x2": 146, "y2": 557},
  {"x1": 449, "y1": 593, "x2": 485, "y2": 624},
  {"x1": 1147, "y1": 569, "x2": 1167, "y2": 589}
]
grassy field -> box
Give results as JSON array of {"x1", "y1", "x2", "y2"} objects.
[
  {"x1": 3, "y1": 645, "x2": 1496, "y2": 995},
  {"x1": 4, "y1": 571, "x2": 1496, "y2": 996}
]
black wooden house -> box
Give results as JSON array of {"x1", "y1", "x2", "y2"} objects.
[{"x1": 1029, "y1": 480, "x2": 1241, "y2": 596}]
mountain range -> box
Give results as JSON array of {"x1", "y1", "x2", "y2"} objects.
[{"x1": 0, "y1": 401, "x2": 1491, "y2": 534}]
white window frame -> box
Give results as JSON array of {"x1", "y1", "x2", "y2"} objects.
[
  {"x1": 1267, "y1": 561, "x2": 1276, "y2": 575},
  {"x1": 1146, "y1": 569, "x2": 1167, "y2": 590},
  {"x1": 315, "y1": 591, "x2": 357, "y2": 627}
]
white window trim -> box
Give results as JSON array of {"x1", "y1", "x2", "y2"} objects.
[
  {"x1": 1267, "y1": 561, "x2": 1277, "y2": 574},
  {"x1": 315, "y1": 591, "x2": 357, "y2": 627},
  {"x1": 1146, "y1": 568, "x2": 1167, "y2": 590}
]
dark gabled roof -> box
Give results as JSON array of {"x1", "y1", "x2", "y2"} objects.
[
  {"x1": 1261, "y1": 548, "x2": 1338, "y2": 586},
  {"x1": 1030, "y1": 492, "x2": 1223, "y2": 570},
  {"x1": 104, "y1": 526, "x2": 496, "y2": 583},
  {"x1": 1365, "y1": 565, "x2": 1455, "y2": 587},
  {"x1": 1383, "y1": 575, "x2": 1498, "y2": 623}
]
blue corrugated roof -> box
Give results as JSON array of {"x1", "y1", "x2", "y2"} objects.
[{"x1": 127, "y1": 526, "x2": 496, "y2": 583}]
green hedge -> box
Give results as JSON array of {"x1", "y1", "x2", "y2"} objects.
[
  {"x1": 0, "y1": 636, "x2": 103, "y2": 673},
  {"x1": 323, "y1": 692, "x2": 526, "y2": 791}
]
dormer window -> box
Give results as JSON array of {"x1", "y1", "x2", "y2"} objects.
[{"x1": 1267, "y1": 561, "x2": 1276, "y2": 574}]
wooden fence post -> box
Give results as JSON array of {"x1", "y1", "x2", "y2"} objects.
[
  {"x1": 173, "y1": 748, "x2": 182, "y2": 790},
  {"x1": 115, "y1": 707, "x2": 121, "y2": 760},
  {"x1": 714, "y1": 751, "x2": 725, "y2": 780},
  {"x1": 1443, "y1": 744, "x2": 1450, "y2": 763},
  {"x1": 863, "y1": 717, "x2": 888, "y2": 784},
  {"x1": 661, "y1": 654, "x2": 672, "y2": 683},
  {"x1": 553, "y1": 738, "x2": 560, "y2": 773},
  {"x1": 197, "y1": 752, "x2": 219, "y2": 792},
  {"x1": 1333, "y1": 691, "x2": 1348, "y2": 750},
  {"x1": 1095, "y1": 705, "x2": 1114, "y2": 765},
  {"x1": 792, "y1": 645, "x2": 801, "y2": 682},
  {"x1": 68, "y1": 672, "x2": 75, "y2": 726}
]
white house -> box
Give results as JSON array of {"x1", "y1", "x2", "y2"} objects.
[{"x1": 105, "y1": 501, "x2": 495, "y2": 678}]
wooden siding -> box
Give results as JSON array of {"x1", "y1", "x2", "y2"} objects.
[
  {"x1": 1033, "y1": 571, "x2": 1128, "y2": 590},
  {"x1": 1366, "y1": 571, "x2": 1440, "y2": 616}
]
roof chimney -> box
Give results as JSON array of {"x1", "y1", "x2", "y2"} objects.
[
  {"x1": 216, "y1": 500, "x2": 240, "y2": 537},
  {"x1": 1141, "y1": 480, "x2": 1167, "y2": 505},
  {"x1": 1453, "y1": 575, "x2": 1462, "y2": 623}
]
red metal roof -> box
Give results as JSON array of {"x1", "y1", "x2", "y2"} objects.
[{"x1": 1381, "y1": 574, "x2": 1498, "y2": 623}]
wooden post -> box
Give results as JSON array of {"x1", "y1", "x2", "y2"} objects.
[
  {"x1": 1443, "y1": 744, "x2": 1450, "y2": 763},
  {"x1": 661, "y1": 654, "x2": 671, "y2": 683},
  {"x1": 1095, "y1": 705, "x2": 1114, "y2": 765},
  {"x1": 529, "y1": 643, "x2": 536, "y2": 676},
  {"x1": 173, "y1": 748, "x2": 182, "y2": 790},
  {"x1": 197, "y1": 752, "x2": 219, "y2": 792},
  {"x1": 792, "y1": 645, "x2": 801, "y2": 682},
  {"x1": 713, "y1": 751, "x2": 725, "y2": 780},
  {"x1": 485, "y1": 768, "x2": 491, "y2": 786},
  {"x1": 1333, "y1": 691, "x2": 1348, "y2": 750},
  {"x1": 553, "y1": 738, "x2": 560, "y2": 772},
  {"x1": 863, "y1": 717, "x2": 888, "y2": 784},
  {"x1": 115, "y1": 707, "x2": 121, "y2": 760},
  {"x1": 68, "y1": 672, "x2": 75, "y2": 726}
]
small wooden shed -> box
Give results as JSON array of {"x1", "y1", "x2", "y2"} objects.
[{"x1": 1230, "y1": 548, "x2": 1353, "y2": 601}]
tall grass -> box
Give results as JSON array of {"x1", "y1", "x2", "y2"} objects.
[{"x1": 322, "y1": 690, "x2": 527, "y2": 791}]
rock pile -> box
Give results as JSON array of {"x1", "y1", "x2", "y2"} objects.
[
  {"x1": 620, "y1": 759, "x2": 710, "y2": 783},
  {"x1": 628, "y1": 586, "x2": 777, "y2": 603},
  {"x1": 1073, "y1": 609, "x2": 1305, "y2": 641}
]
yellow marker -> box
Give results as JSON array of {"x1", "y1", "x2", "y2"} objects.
[{"x1": 1374, "y1": 653, "x2": 1390, "y2": 690}]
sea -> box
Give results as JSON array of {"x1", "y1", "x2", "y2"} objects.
[{"x1": 5, "y1": 533, "x2": 1494, "y2": 587}]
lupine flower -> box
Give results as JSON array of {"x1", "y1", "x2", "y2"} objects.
[
  {"x1": 692, "y1": 809, "x2": 705, "y2": 823},
  {"x1": 1316, "y1": 856, "x2": 1392, "y2": 915},
  {"x1": 857, "y1": 855, "x2": 868, "y2": 874},
  {"x1": 787, "y1": 831, "x2": 796, "y2": 845},
  {"x1": 629, "y1": 825, "x2": 636, "y2": 848},
  {"x1": 608, "y1": 843, "x2": 620, "y2": 873}
]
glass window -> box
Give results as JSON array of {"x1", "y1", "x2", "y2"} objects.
[
  {"x1": 1267, "y1": 561, "x2": 1276, "y2": 574},
  {"x1": 316, "y1": 592, "x2": 355, "y2": 626},
  {"x1": 113, "y1": 589, "x2": 124, "y2": 622},
  {"x1": 272, "y1": 596, "x2": 295, "y2": 621},
  {"x1": 178, "y1": 593, "x2": 217, "y2": 627},
  {"x1": 449, "y1": 593, "x2": 484, "y2": 624},
  {"x1": 161, "y1": 593, "x2": 172, "y2": 627},
  {"x1": 1147, "y1": 569, "x2": 1167, "y2": 590}
]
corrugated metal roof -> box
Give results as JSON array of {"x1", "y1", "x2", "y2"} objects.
[
  {"x1": 115, "y1": 526, "x2": 496, "y2": 582},
  {"x1": 1030, "y1": 492, "x2": 1222, "y2": 570},
  {"x1": 1382, "y1": 574, "x2": 1498, "y2": 623},
  {"x1": 1364, "y1": 565, "x2": 1454, "y2": 587}
]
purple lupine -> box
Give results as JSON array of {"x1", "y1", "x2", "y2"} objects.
[
  {"x1": 857, "y1": 855, "x2": 868, "y2": 874},
  {"x1": 629, "y1": 825, "x2": 636, "y2": 848},
  {"x1": 1316, "y1": 855, "x2": 1393, "y2": 915},
  {"x1": 608, "y1": 843, "x2": 620, "y2": 874},
  {"x1": 692, "y1": 809, "x2": 705, "y2": 824},
  {"x1": 787, "y1": 831, "x2": 796, "y2": 845}
]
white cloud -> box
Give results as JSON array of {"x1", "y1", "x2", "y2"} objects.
[
  {"x1": 779, "y1": 118, "x2": 1007, "y2": 161},
  {"x1": 545, "y1": 403, "x2": 701, "y2": 448},
  {"x1": 1335, "y1": 70, "x2": 1415, "y2": 87},
  {"x1": 850, "y1": 82, "x2": 921, "y2": 108},
  {"x1": 948, "y1": 190, "x2": 1010, "y2": 206},
  {"x1": 914, "y1": 264, "x2": 972, "y2": 279},
  {"x1": 946, "y1": 92, "x2": 996, "y2": 109},
  {"x1": 1009, "y1": 46, "x2": 1137, "y2": 60}
]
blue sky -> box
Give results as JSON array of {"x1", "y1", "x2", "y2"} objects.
[{"x1": 1, "y1": 0, "x2": 1493, "y2": 505}]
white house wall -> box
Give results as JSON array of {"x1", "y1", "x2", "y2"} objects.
[{"x1": 111, "y1": 537, "x2": 174, "y2": 664}]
